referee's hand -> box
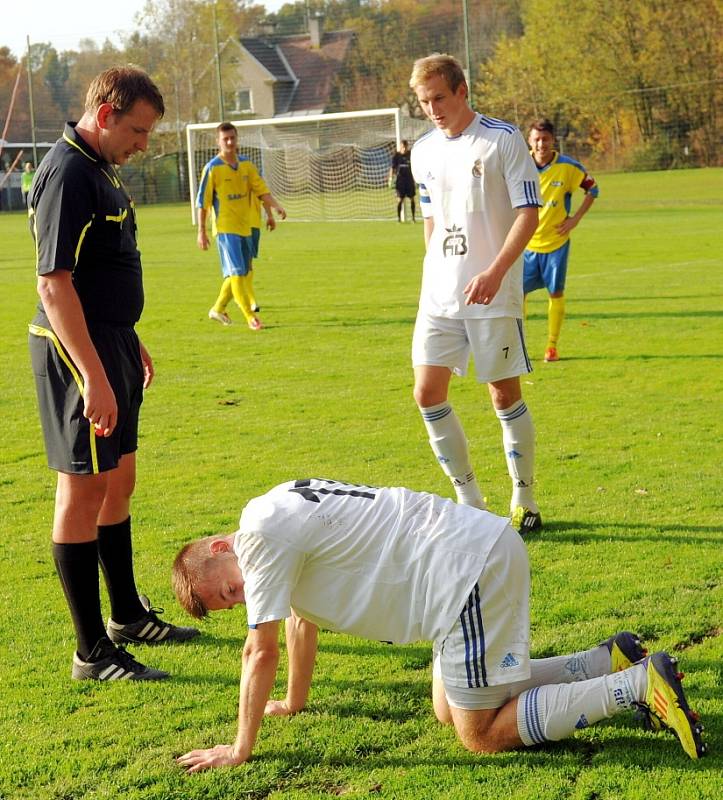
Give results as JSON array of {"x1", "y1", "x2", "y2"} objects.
[
  {"x1": 84, "y1": 374, "x2": 117, "y2": 437},
  {"x1": 139, "y1": 340, "x2": 155, "y2": 389}
]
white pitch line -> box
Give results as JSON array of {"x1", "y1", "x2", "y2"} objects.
[{"x1": 574, "y1": 258, "x2": 720, "y2": 280}]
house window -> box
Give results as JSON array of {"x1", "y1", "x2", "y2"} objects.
[{"x1": 224, "y1": 89, "x2": 253, "y2": 114}]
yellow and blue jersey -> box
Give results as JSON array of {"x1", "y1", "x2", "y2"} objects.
[
  {"x1": 237, "y1": 155, "x2": 263, "y2": 231},
  {"x1": 196, "y1": 156, "x2": 269, "y2": 237},
  {"x1": 248, "y1": 188, "x2": 262, "y2": 232},
  {"x1": 527, "y1": 152, "x2": 599, "y2": 253}
]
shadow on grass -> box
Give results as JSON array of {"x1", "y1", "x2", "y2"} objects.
[
  {"x1": 535, "y1": 520, "x2": 723, "y2": 545},
  {"x1": 527, "y1": 309, "x2": 721, "y2": 321},
  {"x1": 317, "y1": 641, "x2": 431, "y2": 662},
  {"x1": 529, "y1": 353, "x2": 722, "y2": 362},
  {"x1": 258, "y1": 724, "x2": 716, "y2": 769},
  {"x1": 569, "y1": 294, "x2": 719, "y2": 304},
  {"x1": 206, "y1": 634, "x2": 432, "y2": 664}
]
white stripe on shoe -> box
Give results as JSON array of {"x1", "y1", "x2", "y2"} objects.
[{"x1": 99, "y1": 664, "x2": 126, "y2": 680}]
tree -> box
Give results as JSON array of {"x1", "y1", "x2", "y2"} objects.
[
  {"x1": 42, "y1": 49, "x2": 70, "y2": 118},
  {"x1": 478, "y1": 0, "x2": 722, "y2": 168},
  {"x1": 330, "y1": 0, "x2": 522, "y2": 113}
]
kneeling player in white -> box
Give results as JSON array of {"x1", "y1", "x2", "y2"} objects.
[{"x1": 172, "y1": 479, "x2": 705, "y2": 771}]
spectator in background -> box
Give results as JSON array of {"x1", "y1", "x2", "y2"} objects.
[{"x1": 21, "y1": 161, "x2": 36, "y2": 206}]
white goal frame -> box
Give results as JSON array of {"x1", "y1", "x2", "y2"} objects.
[{"x1": 186, "y1": 108, "x2": 402, "y2": 224}]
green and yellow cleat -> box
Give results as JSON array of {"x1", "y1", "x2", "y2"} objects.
[
  {"x1": 639, "y1": 652, "x2": 706, "y2": 759},
  {"x1": 600, "y1": 631, "x2": 647, "y2": 672}
]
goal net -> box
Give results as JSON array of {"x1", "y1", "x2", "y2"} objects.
[{"x1": 186, "y1": 109, "x2": 430, "y2": 223}]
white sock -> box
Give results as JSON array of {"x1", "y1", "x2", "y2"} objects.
[
  {"x1": 516, "y1": 663, "x2": 647, "y2": 745},
  {"x1": 508, "y1": 644, "x2": 613, "y2": 696},
  {"x1": 419, "y1": 402, "x2": 486, "y2": 509},
  {"x1": 495, "y1": 400, "x2": 537, "y2": 512}
]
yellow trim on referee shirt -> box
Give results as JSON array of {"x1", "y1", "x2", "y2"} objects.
[
  {"x1": 105, "y1": 209, "x2": 128, "y2": 224},
  {"x1": 29, "y1": 208, "x2": 41, "y2": 275},
  {"x1": 100, "y1": 167, "x2": 121, "y2": 189},
  {"x1": 74, "y1": 216, "x2": 95, "y2": 266},
  {"x1": 62, "y1": 133, "x2": 97, "y2": 162},
  {"x1": 28, "y1": 323, "x2": 99, "y2": 474}
]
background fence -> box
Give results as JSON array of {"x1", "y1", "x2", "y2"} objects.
[{"x1": 1, "y1": 1, "x2": 720, "y2": 210}]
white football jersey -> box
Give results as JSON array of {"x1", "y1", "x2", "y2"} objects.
[
  {"x1": 234, "y1": 478, "x2": 509, "y2": 644},
  {"x1": 411, "y1": 113, "x2": 541, "y2": 318}
]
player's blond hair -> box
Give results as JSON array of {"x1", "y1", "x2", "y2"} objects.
[
  {"x1": 85, "y1": 65, "x2": 165, "y2": 118},
  {"x1": 409, "y1": 53, "x2": 468, "y2": 95},
  {"x1": 172, "y1": 537, "x2": 218, "y2": 619}
]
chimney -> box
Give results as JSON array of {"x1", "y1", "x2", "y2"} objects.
[
  {"x1": 261, "y1": 20, "x2": 277, "y2": 38},
  {"x1": 309, "y1": 14, "x2": 324, "y2": 48}
]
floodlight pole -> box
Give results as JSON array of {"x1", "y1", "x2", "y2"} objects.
[
  {"x1": 212, "y1": 0, "x2": 225, "y2": 121},
  {"x1": 462, "y1": 0, "x2": 474, "y2": 107},
  {"x1": 26, "y1": 36, "x2": 38, "y2": 165}
]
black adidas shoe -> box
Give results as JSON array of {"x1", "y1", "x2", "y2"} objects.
[
  {"x1": 600, "y1": 631, "x2": 648, "y2": 672},
  {"x1": 511, "y1": 506, "x2": 542, "y2": 535},
  {"x1": 107, "y1": 595, "x2": 200, "y2": 645},
  {"x1": 72, "y1": 638, "x2": 169, "y2": 681}
]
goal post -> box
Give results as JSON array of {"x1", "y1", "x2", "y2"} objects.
[{"x1": 186, "y1": 108, "x2": 418, "y2": 223}]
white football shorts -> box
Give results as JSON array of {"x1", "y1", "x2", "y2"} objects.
[
  {"x1": 412, "y1": 312, "x2": 532, "y2": 383},
  {"x1": 433, "y1": 523, "x2": 531, "y2": 710}
]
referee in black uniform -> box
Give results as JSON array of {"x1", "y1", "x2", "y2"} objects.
[{"x1": 28, "y1": 66, "x2": 199, "y2": 681}]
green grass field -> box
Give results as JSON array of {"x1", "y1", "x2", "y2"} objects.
[{"x1": 1, "y1": 168, "x2": 721, "y2": 800}]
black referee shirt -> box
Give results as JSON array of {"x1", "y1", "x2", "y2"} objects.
[{"x1": 29, "y1": 122, "x2": 144, "y2": 327}]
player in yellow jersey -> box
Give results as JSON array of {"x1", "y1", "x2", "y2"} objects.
[
  {"x1": 197, "y1": 123, "x2": 286, "y2": 330},
  {"x1": 523, "y1": 119, "x2": 598, "y2": 362}
]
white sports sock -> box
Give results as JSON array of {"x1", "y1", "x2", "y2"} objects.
[
  {"x1": 419, "y1": 402, "x2": 486, "y2": 509},
  {"x1": 516, "y1": 663, "x2": 646, "y2": 745},
  {"x1": 495, "y1": 400, "x2": 537, "y2": 512},
  {"x1": 508, "y1": 644, "x2": 612, "y2": 697}
]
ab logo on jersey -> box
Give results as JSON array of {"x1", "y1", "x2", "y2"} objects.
[
  {"x1": 442, "y1": 225, "x2": 468, "y2": 257},
  {"x1": 472, "y1": 159, "x2": 483, "y2": 178}
]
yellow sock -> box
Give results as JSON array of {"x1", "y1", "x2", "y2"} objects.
[
  {"x1": 247, "y1": 268, "x2": 257, "y2": 310},
  {"x1": 229, "y1": 275, "x2": 255, "y2": 323},
  {"x1": 547, "y1": 295, "x2": 565, "y2": 348},
  {"x1": 213, "y1": 278, "x2": 233, "y2": 313}
]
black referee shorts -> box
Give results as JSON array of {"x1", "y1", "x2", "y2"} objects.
[
  {"x1": 29, "y1": 321, "x2": 144, "y2": 474},
  {"x1": 396, "y1": 175, "x2": 416, "y2": 199}
]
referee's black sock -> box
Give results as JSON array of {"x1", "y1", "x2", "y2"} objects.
[
  {"x1": 52, "y1": 540, "x2": 107, "y2": 660},
  {"x1": 98, "y1": 516, "x2": 145, "y2": 625}
]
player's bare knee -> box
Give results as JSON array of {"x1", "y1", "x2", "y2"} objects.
[
  {"x1": 457, "y1": 730, "x2": 506, "y2": 754},
  {"x1": 433, "y1": 698, "x2": 453, "y2": 725},
  {"x1": 413, "y1": 384, "x2": 446, "y2": 408},
  {"x1": 452, "y1": 718, "x2": 506, "y2": 754},
  {"x1": 488, "y1": 379, "x2": 521, "y2": 410},
  {"x1": 57, "y1": 472, "x2": 107, "y2": 510},
  {"x1": 449, "y1": 706, "x2": 506, "y2": 754}
]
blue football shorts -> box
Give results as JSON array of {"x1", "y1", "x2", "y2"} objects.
[
  {"x1": 523, "y1": 240, "x2": 571, "y2": 294},
  {"x1": 217, "y1": 233, "x2": 253, "y2": 277},
  {"x1": 249, "y1": 228, "x2": 260, "y2": 260}
]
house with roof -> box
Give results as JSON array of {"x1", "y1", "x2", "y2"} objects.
[{"x1": 204, "y1": 16, "x2": 355, "y2": 121}]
